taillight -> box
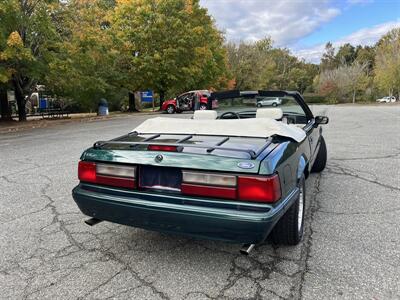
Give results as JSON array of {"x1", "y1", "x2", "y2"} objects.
[
  {"x1": 78, "y1": 161, "x2": 96, "y2": 182},
  {"x1": 148, "y1": 145, "x2": 179, "y2": 152},
  {"x1": 78, "y1": 161, "x2": 136, "y2": 189},
  {"x1": 182, "y1": 171, "x2": 236, "y2": 187},
  {"x1": 181, "y1": 171, "x2": 281, "y2": 203},
  {"x1": 238, "y1": 175, "x2": 281, "y2": 203}
]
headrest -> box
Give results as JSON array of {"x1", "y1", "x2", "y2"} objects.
[
  {"x1": 193, "y1": 110, "x2": 218, "y2": 120},
  {"x1": 256, "y1": 108, "x2": 283, "y2": 120}
]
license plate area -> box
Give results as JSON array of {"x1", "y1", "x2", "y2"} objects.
[{"x1": 139, "y1": 165, "x2": 182, "y2": 192}]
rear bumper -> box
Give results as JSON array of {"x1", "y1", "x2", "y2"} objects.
[{"x1": 72, "y1": 184, "x2": 299, "y2": 244}]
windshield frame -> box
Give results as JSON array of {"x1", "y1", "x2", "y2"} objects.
[{"x1": 207, "y1": 90, "x2": 314, "y2": 121}]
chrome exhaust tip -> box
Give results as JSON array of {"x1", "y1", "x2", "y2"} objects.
[{"x1": 240, "y1": 244, "x2": 255, "y2": 255}]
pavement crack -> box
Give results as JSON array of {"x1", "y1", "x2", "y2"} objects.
[
  {"x1": 0, "y1": 175, "x2": 16, "y2": 183},
  {"x1": 330, "y1": 151, "x2": 400, "y2": 161},
  {"x1": 96, "y1": 251, "x2": 171, "y2": 300},
  {"x1": 318, "y1": 207, "x2": 400, "y2": 216},
  {"x1": 326, "y1": 164, "x2": 400, "y2": 191},
  {"x1": 293, "y1": 173, "x2": 322, "y2": 300},
  {"x1": 39, "y1": 174, "x2": 85, "y2": 251},
  {"x1": 79, "y1": 269, "x2": 123, "y2": 299}
]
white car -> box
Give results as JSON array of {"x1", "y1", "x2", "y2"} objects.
[
  {"x1": 256, "y1": 97, "x2": 282, "y2": 107},
  {"x1": 376, "y1": 96, "x2": 396, "y2": 103}
]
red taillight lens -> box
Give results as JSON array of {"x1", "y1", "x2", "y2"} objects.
[
  {"x1": 78, "y1": 161, "x2": 96, "y2": 183},
  {"x1": 181, "y1": 184, "x2": 236, "y2": 199},
  {"x1": 148, "y1": 145, "x2": 179, "y2": 152},
  {"x1": 96, "y1": 175, "x2": 136, "y2": 189},
  {"x1": 181, "y1": 170, "x2": 281, "y2": 203},
  {"x1": 78, "y1": 161, "x2": 136, "y2": 189},
  {"x1": 238, "y1": 175, "x2": 281, "y2": 203}
]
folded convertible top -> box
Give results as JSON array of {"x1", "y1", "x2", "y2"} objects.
[{"x1": 132, "y1": 117, "x2": 306, "y2": 142}]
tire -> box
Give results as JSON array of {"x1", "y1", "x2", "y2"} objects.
[
  {"x1": 272, "y1": 102, "x2": 278, "y2": 107},
  {"x1": 270, "y1": 176, "x2": 306, "y2": 245},
  {"x1": 199, "y1": 104, "x2": 207, "y2": 110},
  {"x1": 311, "y1": 136, "x2": 327, "y2": 173},
  {"x1": 257, "y1": 103, "x2": 262, "y2": 108},
  {"x1": 166, "y1": 105, "x2": 175, "y2": 114}
]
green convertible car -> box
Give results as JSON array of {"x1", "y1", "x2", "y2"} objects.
[{"x1": 72, "y1": 90, "x2": 328, "y2": 254}]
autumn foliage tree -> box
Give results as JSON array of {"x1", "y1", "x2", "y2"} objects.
[
  {"x1": 111, "y1": 0, "x2": 227, "y2": 106},
  {"x1": 43, "y1": 0, "x2": 127, "y2": 111},
  {"x1": 0, "y1": 0, "x2": 63, "y2": 121},
  {"x1": 374, "y1": 28, "x2": 400, "y2": 99},
  {"x1": 226, "y1": 39, "x2": 317, "y2": 93}
]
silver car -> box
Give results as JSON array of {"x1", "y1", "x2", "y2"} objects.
[
  {"x1": 256, "y1": 97, "x2": 282, "y2": 107},
  {"x1": 376, "y1": 96, "x2": 396, "y2": 103}
]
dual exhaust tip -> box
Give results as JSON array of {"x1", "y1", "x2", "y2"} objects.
[{"x1": 84, "y1": 218, "x2": 256, "y2": 255}]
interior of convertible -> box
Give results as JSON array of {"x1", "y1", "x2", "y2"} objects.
[
  {"x1": 98, "y1": 91, "x2": 310, "y2": 159},
  {"x1": 195, "y1": 91, "x2": 310, "y2": 126}
]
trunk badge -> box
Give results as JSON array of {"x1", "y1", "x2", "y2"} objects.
[
  {"x1": 237, "y1": 162, "x2": 255, "y2": 169},
  {"x1": 155, "y1": 154, "x2": 163, "y2": 163}
]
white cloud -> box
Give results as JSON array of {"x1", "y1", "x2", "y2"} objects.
[
  {"x1": 200, "y1": 0, "x2": 340, "y2": 46},
  {"x1": 295, "y1": 21, "x2": 400, "y2": 63}
]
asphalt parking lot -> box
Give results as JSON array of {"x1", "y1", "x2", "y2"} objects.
[{"x1": 0, "y1": 105, "x2": 399, "y2": 299}]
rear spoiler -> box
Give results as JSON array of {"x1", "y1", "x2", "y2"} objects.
[{"x1": 93, "y1": 132, "x2": 273, "y2": 159}]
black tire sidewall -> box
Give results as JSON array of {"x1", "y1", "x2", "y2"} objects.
[{"x1": 311, "y1": 136, "x2": 327, "y2": 172}]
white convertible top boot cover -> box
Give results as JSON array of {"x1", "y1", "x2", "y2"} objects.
[{"x1": 133, "y1": 117, "x2": 306, "y2": 142}]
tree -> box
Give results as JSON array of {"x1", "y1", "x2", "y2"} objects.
[
  {"x1": 44, "y1": 0, "x2": 126, "y2": 112},
  {"x1": 0, "y1": 0, "x2": 63, "y2": 121},
  {"x1": 374, "y1": 28, "x2": 400, "y2": 99},
  {"x1": 355, "y1": 45, "x2": 375, "y2": 74},
  {"x1": 320, "y1": 42, "x2": 337, "y2": 70},
  {"x1": 339, "y1": 61, "x2": 368, "y2": 103},
  {"x1": 315, "y1": 68, "x2": 339, "y2": 101},
  {"x1": 316, "y1": 61, "x2": 367, "y2": 103},
  {"x1": 226, "y1": 39, "x2": 318, "y2": 93},
  {"x1": 112, "y1": 0, "x2": 227, "y2": 107},
  {"x1": 288, "y1": 67, "x2": 311, "y2": 94},
  {"x1": 336, "y1": 43, "x2": 356, "y2": 65},
  {"x1": 225, "y1": 38, "x2": 273, "y2": 90},
  {"x1": 266, "y1": 48, "x2": 299, "y2": 89}
]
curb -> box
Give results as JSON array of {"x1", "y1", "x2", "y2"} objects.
[{"x1": 0, "y1": 111, "x2": 161, "y2": 135}]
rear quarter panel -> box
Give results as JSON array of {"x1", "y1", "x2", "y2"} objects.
[{"x1": 259, "y1": 138, "x2": 310, "y2": 199}]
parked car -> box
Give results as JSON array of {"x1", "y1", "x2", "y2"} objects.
[
  {"x1": 256, "y1": 96, "x2": 282, "y2": 107},
  {"x1": 161, "y1": 90, "x2": 210, "y2": 114},
  {"x1": 376, "y1": 96, "x2": 396, "y2": 103},
  {"x1": 73, "y1": 90, "x2": 328, "y2": 253}
]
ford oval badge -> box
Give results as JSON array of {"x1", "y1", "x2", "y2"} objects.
[{"x1": 237, "y1": 162, "x2": 255, "y2": 169}]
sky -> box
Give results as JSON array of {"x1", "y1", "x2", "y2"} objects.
[{"x1": 200, "y1": 0, "x2": 400, "y2": 63}]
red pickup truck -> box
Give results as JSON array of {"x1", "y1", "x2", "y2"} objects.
[{"x1": 161, "y1": 90, "x2": 210, "y2": 114}]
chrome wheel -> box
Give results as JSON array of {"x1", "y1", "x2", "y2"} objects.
[
  {"x1": 167, "y1": 105, "x2": 175, "y2": 114},
  {"x1": 298, "y1": 182, "x2": 304, "y2": 233}
]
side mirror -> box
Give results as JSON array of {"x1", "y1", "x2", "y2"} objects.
[{"x1": 315, "y1": 116, "x2": 329, "y2": 126}]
